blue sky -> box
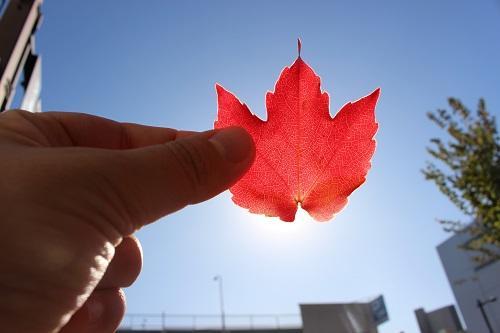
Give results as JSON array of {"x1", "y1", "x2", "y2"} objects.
[{"x1": 33, "y1": 1, "x2": 500, "y2": 332}]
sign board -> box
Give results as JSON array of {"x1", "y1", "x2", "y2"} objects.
[{"x1": 370, "y1": 295, "x2": 389, "y2": 325}]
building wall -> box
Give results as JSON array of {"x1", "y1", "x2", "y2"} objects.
[
  {"x1": 300, "y1": 303, "x2": 378, "y2": 333},
  {"x1": 0, "y1": 0, "x2": 43, "y2": 112},
  {"x1": 437, "y1": 232, "x2": 500, "y2": 333},
  {"x1": 415, "y1": 305, "x2": 463, "y2": 333}
]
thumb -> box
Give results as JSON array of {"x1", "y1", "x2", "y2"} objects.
[{"x1": 93, "y1": 126, "x2": 254, "y2": 233}]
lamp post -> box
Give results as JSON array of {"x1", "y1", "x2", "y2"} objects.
[
  {"x1": 213, "y1": 275, "x2": 226, "y2": 332},
  {"x1": 477, "y1": 297, "x2": 497, "y2": 333}
]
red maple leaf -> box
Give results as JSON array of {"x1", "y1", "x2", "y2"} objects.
[{"x1": 215, "y1": 40, "x2": 380, "y2": 222}]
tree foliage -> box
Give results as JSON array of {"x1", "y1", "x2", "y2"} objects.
[{"x1": 423, "y1": 98, "x2": 500, "y2": 260}]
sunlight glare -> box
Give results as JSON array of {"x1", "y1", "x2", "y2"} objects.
[{"x1": 244, "y1": 205, "x2": 316, "y2": 241}]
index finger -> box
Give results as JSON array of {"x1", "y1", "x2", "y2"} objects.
[
  {"x1": 43, "y1": 111, "x2": 197, "y2": 148},
  {"x1": 2, "y1": 110, "x2": 196, "y2": 148}
]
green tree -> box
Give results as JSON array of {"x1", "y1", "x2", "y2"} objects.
[{"x1": 423, "y1": 98, "x2": 500, "y2": 260}]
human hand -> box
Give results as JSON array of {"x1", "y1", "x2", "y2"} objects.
[{"x1": 0, "y1": 110, "x2": 254, "y2": 332}]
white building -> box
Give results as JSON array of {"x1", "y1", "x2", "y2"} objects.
[
  {"x1": 300, "y1": 296, "x2": 388, "y2": 333},
  {"x1": 415, "y1": 305, "x2": 464, "y2": 333},
  {"x1": 437, "y1": 231, "x2": 500, "y2": 333}
]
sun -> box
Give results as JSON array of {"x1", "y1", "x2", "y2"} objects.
[{"x1": 242, "y1": 206, "x2": 315, "y2": 240}]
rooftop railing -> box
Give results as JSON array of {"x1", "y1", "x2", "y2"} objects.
[{"x1": 119, "y1": 313, "x2": 302, "y2": 331}]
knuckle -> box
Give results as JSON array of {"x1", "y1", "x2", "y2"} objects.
[
  {"x1": 165, "y1": 139, "x2": 211, "y2": 193},
  {"x1": 3, "y1": 108, "x2": 31, "y2": 115},
  {"x1": 119, "y1": 125, "x2": 132, "y2": 149}
]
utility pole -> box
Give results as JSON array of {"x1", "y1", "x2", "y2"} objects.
[
  {"x1": 477, "y1": 297, "x2": 497, "y2": 333},
  {"x1": 213, "y1": 275, "x2": 226, "y2": 332}
]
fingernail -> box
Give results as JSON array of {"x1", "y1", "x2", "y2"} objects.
[
  {"x1": 87, "y1": 297, "x2": 104, "y2": 323},
  {"x1": 209, "y1": 127, "x2": 254, "y2": 163}
]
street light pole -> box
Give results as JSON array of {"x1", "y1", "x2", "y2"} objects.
[
  {"x1": 213, "y1": 275, "x2": 226, "y2": 332},
  {"x1": 477, "y1": 297, "x2": 497, "y2": 333}
]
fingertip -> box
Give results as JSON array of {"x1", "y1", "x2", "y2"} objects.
[
  {"x1": 98, "y1": 236, "x2": 142, "y2": 288},
  {"x1": 209, "y1": 127, "x2": 255, "y2": 164},
  {"x1": 59, "y1": 288, "x2": 125, "y2": 333}
]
